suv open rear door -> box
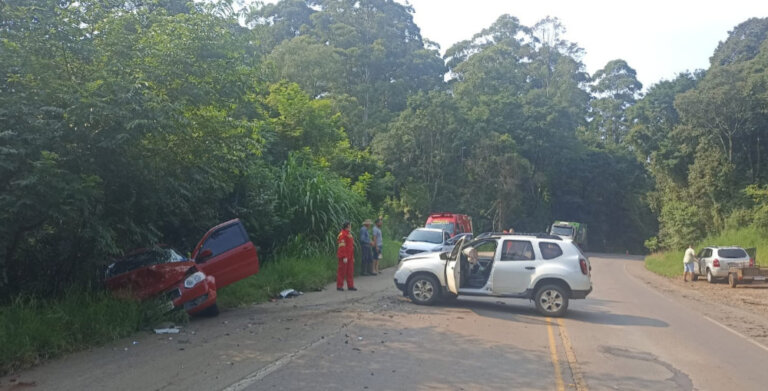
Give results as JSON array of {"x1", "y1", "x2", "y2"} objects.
[{"x1": 191, "y1": 219, "x2": 259, "y2": 288}]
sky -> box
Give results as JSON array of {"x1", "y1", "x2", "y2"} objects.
[{"x1": 401, "y1": 0, "x2": 768, "y2": 88}]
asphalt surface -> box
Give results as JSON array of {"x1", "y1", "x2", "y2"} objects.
[{"x1": 3, "y1": 255, "x2": 768, "y2": 390}]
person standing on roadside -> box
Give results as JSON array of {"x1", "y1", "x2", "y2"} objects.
[
  {"x1": 372, "y1": 218, "x2": 383, "y2": 275},
  {"x1": 336, "y1": 221, "x2": 357, "y2": 291},
  {"x1": 360, "y1": 219, "x2": 373, "y2": 275},
  {"x1": 683, "y1": 244, "x2": 698, "y2": 282}
]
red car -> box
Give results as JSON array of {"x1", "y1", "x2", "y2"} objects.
[{"x1": 104, "y1": 219, "x2": 259, "y2": 316}]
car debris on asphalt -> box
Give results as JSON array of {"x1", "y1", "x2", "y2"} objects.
[
  {"x1": 279, "y1": 289, "x2": 303, "y2": 298},
  {"x1": 154, "y1": 327, "x2": 181, "y2": 334}
]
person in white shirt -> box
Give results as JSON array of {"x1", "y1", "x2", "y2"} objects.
[{"x1": 683, "y1": 244, "x2": 698, "y2": 282}]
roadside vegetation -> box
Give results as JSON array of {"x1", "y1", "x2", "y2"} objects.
[
  {"x1": 3, "y1": 0, "x2": 768, "y2": 379},
  {"x1": 646, "y1": 228, "x2": 768, "y2": 277},
  {"x1": 0, "y1": 239, "x2": 401, "y2": 375},
  {"x1": 218, "y1": 239, "x2": 402, "y2": 307},
  {"x1": 0, "y1": 291, "x2": 188, "y2": 375}
]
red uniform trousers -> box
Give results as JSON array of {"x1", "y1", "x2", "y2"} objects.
[{"x1": 337, "y1": 257, "x2": 355, "y2": 289}]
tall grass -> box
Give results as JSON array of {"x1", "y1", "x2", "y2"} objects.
[
  {"x1": 217, "y1": 238, "x2": 402, "y2": 307},
  {"x1": 0, "y1": 290, "x2": 186, "y2": 375},
  {"x1": 645, "y1": 227, "x2": 768, "y2": 277}
]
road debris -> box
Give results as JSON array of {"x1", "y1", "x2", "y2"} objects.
[
  {"x1": 279, "y1": 289, "x2": 303, "y2": 298},
  {"x1": 154, "y1": 327, "x2": 180, "y2": 334}
]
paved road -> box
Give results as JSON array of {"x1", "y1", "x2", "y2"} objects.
[{"x1": 3, "y1": 255, "x2": 768, "y2": 390}]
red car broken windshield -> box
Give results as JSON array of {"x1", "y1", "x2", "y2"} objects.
[{"x1": 105, "y1": 247, "x2": 187, "y2": 278}]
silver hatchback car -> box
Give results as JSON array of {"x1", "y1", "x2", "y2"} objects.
[{"x1": 693, "y1": 246, "x2": 753, "y2": 283}]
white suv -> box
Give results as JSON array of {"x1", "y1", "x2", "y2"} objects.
[
  {"x1": 693, "y1": 246, "x2": 753, "y2": 283},
  {"x1": 393, "y1": 234, "x2": 592, "y2": 317}
]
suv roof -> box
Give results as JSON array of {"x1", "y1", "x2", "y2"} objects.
[{"x1": 478, "y1": 232, "x2": 563, "y2": 241}]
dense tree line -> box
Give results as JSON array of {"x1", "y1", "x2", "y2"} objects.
[
  {"x1": 3, "y1": 0, "x2": 761, "y2": 298},
  {"x1": 628, "y1": 18, "x2": 768, "y2": 251}
]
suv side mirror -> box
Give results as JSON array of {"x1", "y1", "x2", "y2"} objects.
[
  {"x1": 196, "y1": 249, "x2": 213, "y2": 263},
  {"x1": 439, "y1": 252, "x2": 449, "y2": 260}
]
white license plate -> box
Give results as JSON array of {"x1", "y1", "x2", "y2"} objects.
[{"x1": 754, "y1": 276, "x2": 766, "y2": 281}]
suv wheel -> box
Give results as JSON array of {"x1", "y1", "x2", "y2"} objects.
[
  {"x1": 534, "y1": 284, "x2": 569, "y2": 317},
  {"x1": 707, "y1": 268, "x2": 715, "y2": 284},
  {"x1": 407, "y1": 275, "x2": 439, "y2": 305}
]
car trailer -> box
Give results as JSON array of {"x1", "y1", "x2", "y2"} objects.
[{"x1": 728, "y1": 265, "x2": 768, "y2": 288}]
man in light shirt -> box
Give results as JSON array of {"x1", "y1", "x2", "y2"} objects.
[
  {"x1": 683, "y1": 244, "x2": 698, "y2": 282},
  {"x1": 372, "y1": 218, "x2": 383, "y2": 274}
]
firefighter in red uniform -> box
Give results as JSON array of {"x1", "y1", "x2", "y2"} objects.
[{"x1": 337, "y1": 221, "x2": 357, "y2": 291}]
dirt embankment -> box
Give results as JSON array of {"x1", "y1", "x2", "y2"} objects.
[{"x1": 628, "y1": 260, "x2": 768, "y2": 343}]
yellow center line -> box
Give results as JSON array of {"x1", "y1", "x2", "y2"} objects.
[
  {"x1": 557, "y1": 318, "x2": 589, "y2": 391},
  {"x1": 546, "y1": 317, "x2": 565, "y2": 391}
]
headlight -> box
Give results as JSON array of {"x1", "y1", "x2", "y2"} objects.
[{"x1": 184, "y1": 271, "x2": 205, "y2": 289}]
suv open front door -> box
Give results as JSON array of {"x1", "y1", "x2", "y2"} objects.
[
  {"x1": 445, "y1": 237, "x2": 465, "y2": 294},
  {"x1": 191, "y1": 219, "x2": 259, "y2": 288}
]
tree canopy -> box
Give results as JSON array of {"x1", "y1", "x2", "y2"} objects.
[{"x1": 2, "y1": 0, "x2": 766, "y2": 297}]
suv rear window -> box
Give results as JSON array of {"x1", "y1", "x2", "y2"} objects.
[
  {"x1": 717, "y1": 248, "x2": 747, "y2": 258},
  {"x1": 539, "y1": 242, "x2": 563, "y2": 259}
]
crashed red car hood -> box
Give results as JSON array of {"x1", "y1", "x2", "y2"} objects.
[{"x1": 105, "y1": 261, "x2": 196, "y2": 300}]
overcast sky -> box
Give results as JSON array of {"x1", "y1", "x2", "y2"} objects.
[{"x1": 402, "y1": 0, "x2": 767, "y2": 88}]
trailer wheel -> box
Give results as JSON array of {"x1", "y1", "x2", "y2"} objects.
[{"x1": 728, "y1": 273, "x2": 738, "y2": 288}]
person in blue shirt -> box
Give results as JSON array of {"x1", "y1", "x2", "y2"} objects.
[
  {"x1": 360, "y1": 219, "x2": 374, "y2": 275},
  {"x1": 372, "y1": 218, "x2": 383, "y2": 274}
]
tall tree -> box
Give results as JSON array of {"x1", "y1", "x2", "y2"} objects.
[{"x1": 588, "y1": 59, "x2": 643, "y2": 145}]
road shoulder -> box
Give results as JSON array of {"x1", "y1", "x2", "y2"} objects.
[{"x1": 624, "y1": 258, "x2": 768, "y2": 348}]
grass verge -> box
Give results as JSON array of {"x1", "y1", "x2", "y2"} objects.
[
  {"x1": 0, "y1": 291, "x2": 187, "y2": 375},
  {"x1": 218, "y1": 239, "x2": 401, "y2": 307},
  {"x1": 0, "y1": 239, "x2": 401, "y2": 375},
  {"x1": 645, "y1": 227, "x2": 768, "y2": 277}
]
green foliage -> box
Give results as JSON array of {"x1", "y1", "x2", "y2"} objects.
[
  {"x1": 644, "y1": 237, "x2": 661, "y2": 253},
  {"x1": 646, "y1": 226, "x2": 768, "y2": 277},
  {"x1": 217, "y1": 238, "x2": 402, "y2": 307},
  {"x1": 631, "y1": 17, "x2": 768, "y2": 251},
  {"x1": 586, "y1": 59, "x2": 643, "y2": 146},
  {"x1": 6, "y1": 0, "x2": 768, "y2": 371},
  {"x1": 0, "y1": 291, "x2": 186, "y2": 375},
  {"x1": 274, "y1": 156, "x2": 372, "y2": 252}
]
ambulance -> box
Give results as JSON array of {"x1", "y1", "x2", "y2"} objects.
[{"x1": 425, "y1": 213, "x2": 473, "y2": 237}]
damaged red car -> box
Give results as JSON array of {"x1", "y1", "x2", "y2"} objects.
[{"x1": 104, "y1": 219, "x2": 259, "y2": 316}]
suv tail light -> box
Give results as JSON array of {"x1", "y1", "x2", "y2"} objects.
[
  {"x1": 579, "y1": 258, "x2": 589, "y2": 275},
  {"x1": 750, "y1": 258, "x2": 755, "y2": 267},
  {"x1": 713, "y1": 259, "x2": 720, "y2": 268}
]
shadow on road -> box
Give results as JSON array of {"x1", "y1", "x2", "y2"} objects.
[
  {"x1": 419, "y1": 297, "x2": 669, "y2": 328},
  {"x1": 566, "y1": 309, "x2": 669, "y2": 327}
]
